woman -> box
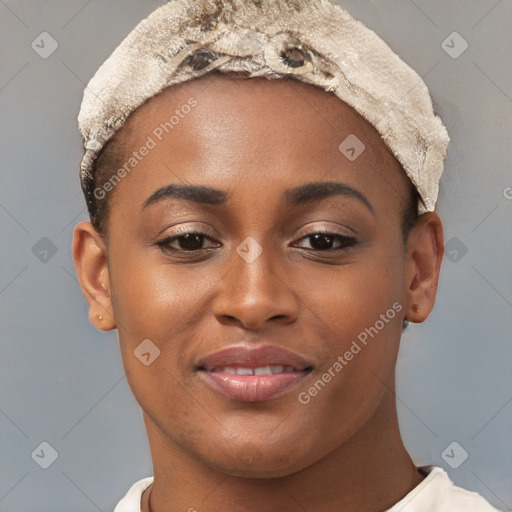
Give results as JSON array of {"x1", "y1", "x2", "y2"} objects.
[{"x1": 72, "y1": 1, "x2": 501, "y2": 510}]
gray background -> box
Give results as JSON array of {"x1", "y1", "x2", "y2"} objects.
[{"x1": 0, "y1": 1, "x2": 511, "y2": 511}]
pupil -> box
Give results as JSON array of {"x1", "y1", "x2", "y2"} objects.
[
  {"x1": 180, "y1": 233, "x2": 203, "y2": 250},
  {"x1": 311, "y1": 233, "x2": 333, "y2": 250}
]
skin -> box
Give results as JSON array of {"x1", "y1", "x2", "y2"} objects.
[{"x1": 72, "y1": 74, "x2": 444, "y2": 512}]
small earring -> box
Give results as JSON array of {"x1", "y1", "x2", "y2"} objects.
[
  {"x1": 412, "y1": 304, "x2": 420, "y2": 314},
  {"x1": 97, "y1": 314, "x2": 103, "y2": 321}
]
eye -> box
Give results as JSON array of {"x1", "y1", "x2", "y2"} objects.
[
  {"x1": 156, "y1": 230, "x2": 220, "y2": 252},
  {"x1": 293, "y1": 231, "x2": 358, "y2": 252},
  {"x1": 155, "y1": 229, "x2": 358, "y2": 255}
]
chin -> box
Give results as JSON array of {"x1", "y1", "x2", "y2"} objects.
[{"x1": 198, "y1": 442, "x2": 315, "y2": 479}]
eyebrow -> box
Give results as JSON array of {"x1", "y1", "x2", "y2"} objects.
[{"x1": 142, "y1": 181, "x2": 374, "y2": 215}]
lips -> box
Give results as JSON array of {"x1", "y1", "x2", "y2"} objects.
[{"x1": 196, "y1": 344, "x2": 313, "y2": 402}]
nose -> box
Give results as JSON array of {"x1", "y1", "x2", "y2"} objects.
[{"x1": 211, "y1": 241, "x2": 299, "y2": 330}]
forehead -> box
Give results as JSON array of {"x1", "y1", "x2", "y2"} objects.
[
  {"x1": 127, "y1": 73, "x2": 383, "y2": 150},
  {"x1": 110, "y1": 73, "x2": 410, "y2": 215}
]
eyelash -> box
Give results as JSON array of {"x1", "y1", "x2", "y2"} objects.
[{"x1": 155, "y1": 230, "x2": 358, "y2": 254}]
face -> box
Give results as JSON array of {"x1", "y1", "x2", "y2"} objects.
[{"x1": 80, "y1": 74, "x2": 432, "y2": 477}]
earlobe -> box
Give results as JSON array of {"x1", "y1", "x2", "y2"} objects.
[
  {"x1": 72, "y1": 221, "x2": 117, "y2": 331},
  {"x1": 404, "y1": 212, "x2": 444, "y2": 323}
]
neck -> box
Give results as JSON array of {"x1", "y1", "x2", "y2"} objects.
[{"x1": 142, "y1": 387, "x2": 424, "y2": 512}]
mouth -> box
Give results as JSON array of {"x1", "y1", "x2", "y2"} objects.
[
  {"x1": 196, "y1": 344, "x2": 313, "y2": 402},
  {"x1": 204, "y1": 365, "x2": 300, "y2": 375}
]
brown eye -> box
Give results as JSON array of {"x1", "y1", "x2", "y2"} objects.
[
  {"x1": 174, "y1": 233, "x2": 206, "y2": 251},
  {"x1": 156, "y1": 231, "x2": 220, "y2": 253},
  {"x1": 294, "y1": 232, "x2": 358, "y2": 252}
]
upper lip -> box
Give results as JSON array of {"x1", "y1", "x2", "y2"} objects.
[{"x1": 197, "y1": 344, "x2": 313, "y2": 372}]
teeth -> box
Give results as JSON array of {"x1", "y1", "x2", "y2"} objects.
[
  {"x1": 236, "y1": 367, "x2": 254, "y2": 376},
  {"x1": 214, "y1": 365, "x2": 294, "y2": 375},
  {"x1": 254, "y1": 365, "x2": 272, "y2": 375}
]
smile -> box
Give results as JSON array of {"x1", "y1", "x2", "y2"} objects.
[
  {"x1": 209, "y1": 365, "x2": 296, "y2": 375},
  {"x1": 196, "y1": 344, "x2": 313, "y2": 402}
]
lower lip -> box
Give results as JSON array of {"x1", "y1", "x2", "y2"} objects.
[{"x1": 197, "y1": 370, "x2": 310, "y2": 402}]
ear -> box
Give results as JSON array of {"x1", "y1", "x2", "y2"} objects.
[
  {"x1": 72, "y1": 221, "x2": 116, "y2": 331},
  {"x1": 404, "y1": 212, "x2": 444, "y2": 323}
]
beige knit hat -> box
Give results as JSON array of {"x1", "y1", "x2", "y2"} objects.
[{"x1": 78, "y1": 0, "x2": 450, "y2": 215}]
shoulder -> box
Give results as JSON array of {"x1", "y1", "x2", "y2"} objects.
[
  {"x1": 388, "y1": 466, "x2": 503, "y2": 512},
  {"x1": 113, "y1": 476, "x2": 154, "y2": 512}
]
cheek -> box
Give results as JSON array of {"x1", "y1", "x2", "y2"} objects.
[
  {"x1": 302, "y1": 240, "x2": 405, "y2": 342},
  {"x1": 293, "y1": 243, "x2": 406, "y2": 423},
  {"x1": 110, "y1": 245, "x2": 216, "y2": 337},
  {"x1": 106, "y1": 242, "x2": 216, "y2": 386},
  {"x1": 108, "y1": 253, "x2": 219, "y2": 435}
]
